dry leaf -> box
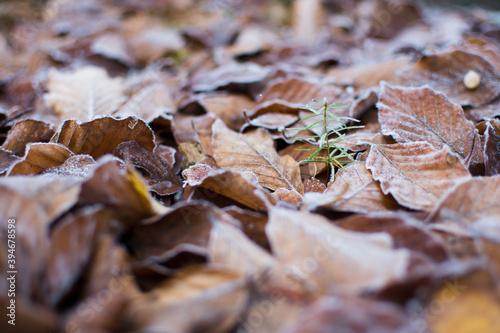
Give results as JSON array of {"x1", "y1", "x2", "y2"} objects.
[
  {"x1": 183, "y1": 167, "x2": 275, "y2": 211},
  {"x1": 198, "y1": 93, "x2": 255, "y2": 131},
  {"x1": 192, "y1": 62, "x2": 270, "y2": 93},
  {"x1": 114, "y1": 70, "x2": 177, "y2": 122},
  {"x1": 429, "y1": 175, "x2": 500, "y2": 223},
  {"x1": 0, "y1": 148, "x2": 21, "y2": 174},
  {"x1": 327, "y1": 58, "x2": 410, "y2": 90},
  {"x1": 124, "y1": 201, "x2": 237, "y2": 262},
  {"x1": 79, "y1": 156, "x2": 168, "y2": 222},
  {"x1": 51, "y1": 116, "x2": 155, "y2": 159},
  {"x1": 8, "y1": 143, "x2": 74, "y2": 176},
  {"x1": 393, "y1": 49, "x2": 500, "y2": 107},
  {"x1": 112, "y1": 141, "x2": 182, "y2": 196},
  {"x1": 335, "y1": 212, "x2": 449, "y2": 263},
  {"x1": 484, "y1": 119, "x2": 500, "y2": 176},
  {"x1": 284, "y1": 296, "x2": 408, "y2": 333},
  {"x1": 126, "y1": 266, "x2": 249, "y2": 333},
  {"x1": 2, "y1": 119, "x2": 54, "y2": 156},
  {"x1": 212, "y1": 119, "x2": 304, "y2": 194},
  {"x1": 427, "y1": 271, "x2": 500, "y2": 333},
  {"x1": 42, "y1": 154, "x2": 95, "y2": 178},
  {"x1": 44, "y1": 66, "x2": 126, "y2": 121},
  {"x1": 266, "y1": 208, "x2": 410, "y2": 294},
  {"x1": 90, "y1": 31, "x2": 135, "y2": 66},
  {"x1": 366, "y1": 142, "x2": 470, "y2": 211},
  {"x1": 303, "y1": 161, "x2": 400, "y2": 213},
  {"x1": 378, "y1": 83, "x2": 481, "y2": 163}
]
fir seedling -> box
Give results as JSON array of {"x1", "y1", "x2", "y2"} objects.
[{"x1": 291, "y1": 98, "x2": 363, "y2": 180}]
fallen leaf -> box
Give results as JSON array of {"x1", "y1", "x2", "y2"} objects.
[
  {"x1": 335, "y1": 212, "x2": 449, "y2": 263},
  {"x1": 303, "y1": 161, "x2": 401, "y2": 213},
  {"x1": 51, "y1": 116, "x2": 155, "y2": 159},
  {"x1": 378, "y1": 83, "x2": 481, "y2": 163},
  {"x1": 44, "y1": 207, "x2": 116, "y2": 306},
  {"x1": 191, "y1": 62, "x2": 270, "y2": 93},
  {"x1": 393, "y1": 49, "x2": 500, "y2": 107},
  {"x1": 484, "y1": 119, "x2": 500, "y2": 176},
  {"x1": 0, "y1": 147, "x2": 22, "y2": 174},
  {"x1": 266, "y1": 208, "x2": 410, "y2": 294},
  {"x1": 197, "y1": 93, "x2": 255, "y2": 131},
  {"x1": 283, "y1": 296, "x2": 408, "y2": 333},
  {"x1": 112, "y1": 141, "x2": 182, "y2": 196},
  {"x1": 44, "y1": 66, "x2": 126, "y2": 121},
  {"x1": 126, "y1": 266, "x2": 249, "y2": 333},
  {"x1": 114, "y1": 70, "x2": 177, "y2": 122},
  {"x1": 2, "y1": 119, "x2": 54, "y2": 156},
  {"x1": 8, "y1": 143, "x2": 74, "y2": 176},
  {"x1": 124, "y1": 201, "x2": 237, "y2": 262},
  {"x1": 183, "y1": 167, "x2": 275, "y2": 211},
  {"x1": 90, "y1": 31, "x2": 135, "y2": 66},
  {"x1": 366, "y1": 142, "x2": 470, "y2": 211},
  {"x1": 212, "y1": 119, "x2": 304, "y2": 193},
  {"x1": 429, "y1": 175, "x2": 500, "y2": 223},
  {"x1": 326, "y1": 58, "x2": 410, "y2": 90},
  {"x1": 42, "y1": 154, "x2": 95, "y2": 178},
  {"x1": 79, "y1": 156, "x2": 168, "y2": 222},
  {"x1": 223, "y1": 206, "x2": 271, "y2": 251},
  {"x1": 427, "y1": 271, "x2": 500, "y2": 333}
]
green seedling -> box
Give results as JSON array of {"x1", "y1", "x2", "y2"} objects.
[{"x1": 291, "y1": 98, "x2": 363, "y2": 180}]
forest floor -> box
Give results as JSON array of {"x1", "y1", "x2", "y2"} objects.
[{"x1": 1, "y1": 0, "x2": 500, "y2": 332}]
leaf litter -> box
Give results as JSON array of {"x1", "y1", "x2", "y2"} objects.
[{"x1": 1, "y1": 0, "x2": 500, "y2": 332}]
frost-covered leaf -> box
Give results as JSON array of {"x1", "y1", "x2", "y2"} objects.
[
  {"x1": 303, "y1": 161, "x2": 400, "y2": 213},
  {"x1": 429, "y1": 175, "x2": 500, "y2": 223},
  {"x1": 8, "y1": 143, "x2": 74, "y2": 176},
  {"x1": 51, "y1": 116, "x2": 155, "y2": 159},
  {"x1": 378, "y1": 83, "x2": 480, "y2": 162},
  {"x1": 44, "y1": 66, "x2": 126, "y2": 121},
  {"x1": 212, "y1": 119, "x2": 303, "y2": 193},
  {"x1": 2, "y1": 120, "x2": 54, "y2": 156},
  {"x1": 366, "y1": 142, "x2": 470, "y2": 211},
  {"x1": 266, "y1": 208, "x2": 410, "y2": 294},
  {"x1": 394, "y1": 50, "x2": 500, "y2": 107}
]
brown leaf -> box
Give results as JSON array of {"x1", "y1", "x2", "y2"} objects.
[
  {"x1": 126, "y1": 266, "x2": 249, "y2": 333},
  {"x1": 197, "y1": 93, "x2": 255, "y2": 131},
  {"x1": 266, "y1": 208, "x2": 410, "y2": 294},
  {"x1": 114, "y1": 70, "x2": 177, "y2": 122},
  {"x1": 192, "y1": 62, "x2": 270, "y2": 93},
  {"x1": 112, "y1": 141, "x2": 182, "y2": 196},
  {"x1": 124, "y1": 202, "x2": 237, "y2": 262},
  {"x1": 223, "y1": 206, "x2": 271, "y2": 251},
  {"x1": 378, "y1": 83, "x2": 480, "y2": 163},
  {"x1": 284, "y1": 296, "x2": 408, "y2": 333},
  {"x1": 250, "y1": 77, "x2": 343, "y2": 117},
  {"x1": 79, "y1": 157, "x2": 168, "y2": 222},
  {"x1": 0, "y1": 147, "x2": 21, "y2": 174},
  {"x1": 484, "y1": 119, "x2": 500, "y2": 176},
  {"x1": 212, "y1": 119, "x2": 304, "y2": 193},
  {"x1": 429, "y1": 175, "x2": 500, "y2": 223},
  {"x1": 51, "y1": 116, "x2": 155, "y2": 159},
  {"x1": 183, "y1": 167, "x2": 275, "y2": 211},
  {"x1": 44, "y1": 66, "x2": 126, "y2": 121},
  {"x1": 303, "y1": 161, "x2": 401, "y2": 213},
  {"x1": 246, "y1": 113, "x2": 299, "y2": 131},
  {"x1": 366, "y1": 142, "x2": 470, "y2": 211},
  {"x1": 427, "y1": 271, "x2": 500, "y2": 333},
  {"x1": 335, "y1": 212, "x2": 449, "y2": 263},
  {"x1": 326, "y1": 58, "x2": 410, "y2": 90},
  {"x1": 2, "y1": 119, "x2": 54, "y2": 156},
  {"x1": 42, "y1": 154, "x2": 96, "y2": 178},
  {"x1": 90, "y1": 31, "x2": 135, "y2": 66},
  {"x1": 44, "y1": 207, "x2": 116, "y2": 306},
  {"x1": 393, "y1": 50, "x2": 500, "y2": 107},
  {"x1": 0, "y1": 175, "x2": 82, "y2": 299},
  {"x1": 8, "y1": 143, "x2": 74, "y2": 176}
]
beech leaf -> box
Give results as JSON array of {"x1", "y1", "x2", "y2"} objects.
[
  {"x1": 378, "y1": 83, "x2": 480, "y2": 161},
  {"x1": 44, "y1": 66, "x2": 126, "y2": 121},
  {"x1": 366, "y1": 142, "x2": 470, "y2": 211},
  {"x1": 212, "y1": 119, "x2": 303, "y2": 194}
]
